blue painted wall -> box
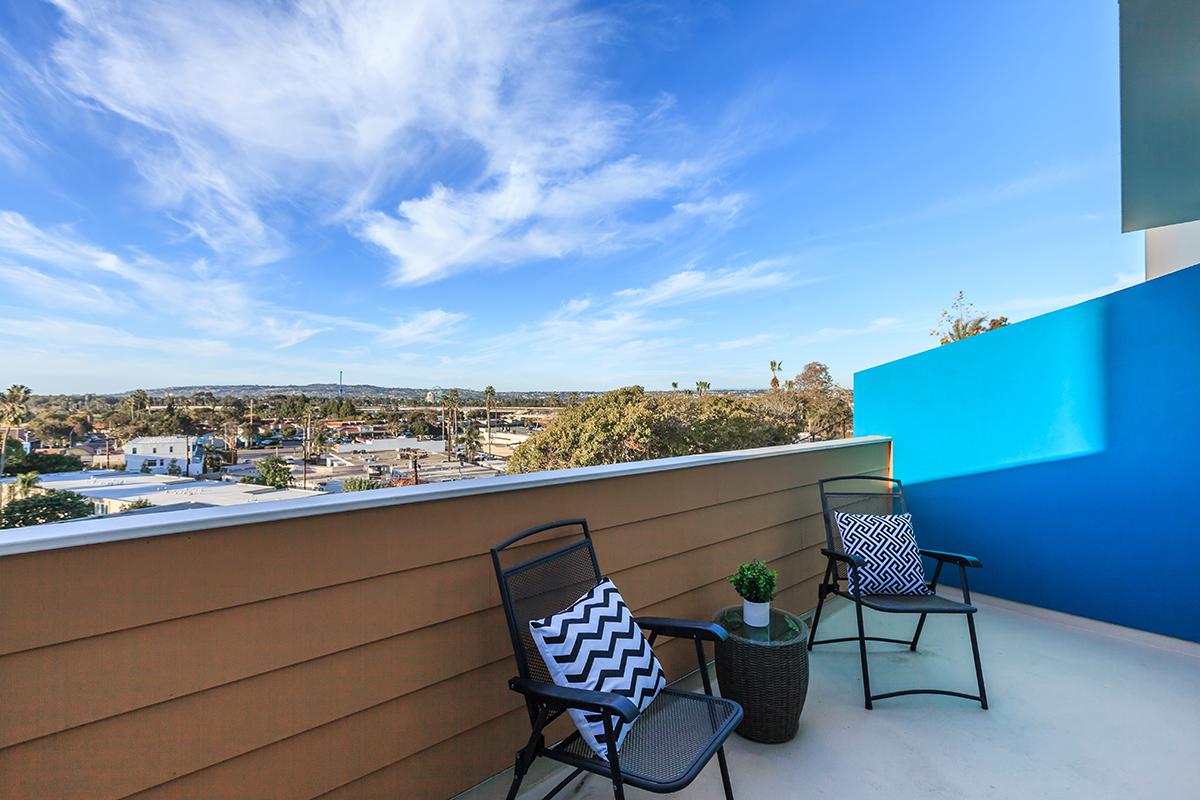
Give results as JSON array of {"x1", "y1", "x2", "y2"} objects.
[{"x1": 855, "y1": 264, "x2": 1200, "y2": 642}]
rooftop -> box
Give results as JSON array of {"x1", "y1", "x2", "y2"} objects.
[
  {"x1": 461, "y1": 592, "x2": 1200, "y2": 800},
  {"x1": 0, "y1": 469, "x2": 323, "y2": 512}
]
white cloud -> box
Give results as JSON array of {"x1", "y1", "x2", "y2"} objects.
[
  {"x1": 1001, "y1": 272, "x2": 1141, "y2": 314},
  {"x1": 0, "y1": 316, "x2": 230, "y2": 358},
  {"x1": 377, "y1": 309, "x2": 467, "y2": 347},
  {"x1": 712, "y1": 333, "x2": 773, "y2": 351},
  {"x1": 615, "y1": 260, "x2": 791, "y2": 307},
  {"x1": 793, "y1": 317, "x2": 901, "y2": 345},
  {"x1": 0, "y1": 210, "x2": 439, "y2": 353},
  {"x1": 42, "y1": 0, "x2": 732, "y2": 277},
  {"x1": 0, "y1": 262, "x2": 130, "y2": 310}
]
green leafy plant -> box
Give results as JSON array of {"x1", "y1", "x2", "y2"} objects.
[
  {"x1": 0, "y1": 490, "x2": 92, "y2": 528},
  {"x1": 729, "y1": 560, "x2": 777, "y2": 603},
  {"x1": 341, "y1": 476, "x2": 382, "y2": 492}
]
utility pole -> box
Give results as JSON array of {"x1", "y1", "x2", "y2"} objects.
[{"x1": 302, "y1": 407, "x2": 311, "y2": 490}]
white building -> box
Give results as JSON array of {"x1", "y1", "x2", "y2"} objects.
[
  {"x1": 122, "y1": 436, "x2": 204, "y2": 475},
  {"x1": 0, "y1": 470, "x2": 324, "y2": 516}
]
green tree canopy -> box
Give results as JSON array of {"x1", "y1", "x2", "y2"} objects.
[
  {"x1": 507, "y1": 387, "x2": 801, "y2": 474},
  {"x1": 0, "y1": 490, "x2": 92, "y2": 528},
  {"x1": 1, "y1": 441, "x2": 84, "y2": 476},
  {"x1": 341, "y1": 476, "x2": 382, "y2": 492},
  {"x1": 240, "y1": 455, "x2": 294, "y2": 489}
]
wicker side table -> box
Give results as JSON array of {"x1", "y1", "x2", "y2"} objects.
[{"x1": 713, "y1": 606, "x2": 809, "y2": 743}]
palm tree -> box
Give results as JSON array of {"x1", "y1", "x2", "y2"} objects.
[
  {"x1": 695, "y1": 380, "x2": 710, "y2": 397},
  {"x1": 769, "y1": 360, "x2": 783, "y2": 390},
  {"x1": 445, "y1": 389, "x2": 461, "y2": 458},
  {"x1": 457, "y1": 423, "x2": 483, "y2": 463},
  {"x1": 671, "y1": 381, "x2": 679, "y2": 393},
  {"x1": 15, "y1": 471, "x2": 40, "y2": 499},
  {"x1": 483, "y1": 385, "x2": 496, "y2": 456},
  {"x1": 0, "y1": 384, "x2": 33, "y2": 476}
]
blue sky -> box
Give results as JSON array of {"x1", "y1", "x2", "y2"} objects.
[{"x1": 0, "y1": 0, "x2": 1142, "y2": 394}]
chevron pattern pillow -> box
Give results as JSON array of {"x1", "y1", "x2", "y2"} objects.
[
  {"x1": 529, "y1": 578, "x2": 666, "y2": 759},
  {"x1": 834, "y1": 512, "x2": 931, "y2": 595}
]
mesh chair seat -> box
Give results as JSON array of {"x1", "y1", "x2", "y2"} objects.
[
  {"x1": 554, "y1": 688, "x2": 742, "y2": 791},
  {"x1": 858, "y1": 593, "x2": 976, "y2": 614}
]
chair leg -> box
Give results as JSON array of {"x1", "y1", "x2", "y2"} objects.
[
  {"x1": 909, "y1": 612, "x2": 928, "y2": 651},
  {"x1": 807, "y1": 590, "x2": 827, "y2": 651},
  {"x1": 506, "y1": 706, "x2": 548, "y2": 800},
  {"x1": 808, "y1": 562, "x2": 833, "y2": 650},
  {"x1": 716, "y1": 745, "x2": 735, "y2": 800},
  {"x1": 966, "y1": 613, "x2": 989, "y2": 710},
  {"x1": 505, "y1": 751, "x2": 530, "y2": 800},
  {"x1": 854, "y1": 599, "x2": 873, "y2": 710},
  {"x1": 602, "y1": 717, "x2": 626, "y2": 800}
]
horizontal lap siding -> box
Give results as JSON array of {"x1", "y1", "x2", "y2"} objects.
[{"x1": 0, "y1": 441, "x2": 889, "y2": 800}]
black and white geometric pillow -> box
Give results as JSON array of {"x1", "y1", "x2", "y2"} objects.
[
  {"x1": 529, "y1": 578, "x2": 666, "y2": 759},
  {"x1": 834, "y1": 512, "x2": 931, "y2": 596}
]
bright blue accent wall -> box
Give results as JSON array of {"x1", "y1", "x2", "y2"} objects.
[{"x1": 855, "y1": 264, "x2": 1200, "y2": 642}]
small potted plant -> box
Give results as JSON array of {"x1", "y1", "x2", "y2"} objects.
[{"x1": 730, "y1": 560, "x2": 777, "y2": 628}]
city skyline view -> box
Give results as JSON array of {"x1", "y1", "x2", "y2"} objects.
[{"x1": 1, "y1": 0, "x2": 1141, "y2": 394}]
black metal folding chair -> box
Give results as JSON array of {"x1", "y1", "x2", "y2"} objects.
[
  {"x1": 491, "y1": 519, "x2": 743, "y2": 799},
  {"x1": 807, "y1": 476, "x2": 989, "y2": 710}
]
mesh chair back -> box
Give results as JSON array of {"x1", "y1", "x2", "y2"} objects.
[
  {"x1": 491, "y1": 519, "x2": 603, "y2": 684},
  {"x1": 818, "y1": 475, "x2": 908, "y2": 580}
]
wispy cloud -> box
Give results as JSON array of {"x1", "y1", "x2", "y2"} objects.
[
  {"x1": 0, "y1": 316, "x2": 230, "y2": 358},
  {"x1": 1000, "y1": 272, "x2": 1141, "y2": 314},
  {"x1": 793, "y1": 317, "x2": 901, "y2": 345},
  {"x1": 0, "y1": 211, "x2": 465, "y2": 355},
  {"x1": 615, "y1": 260, "x2": 794, "y2": 308},
  {"x1": 377, "y1": 309, "x2": 467, "y2": 347},
  {"x1": 41, "y1": 0, "x2": 735, "y2": 277},
  {"x1": 712, "y1": 333, "x2": 773, "y2": 351}
]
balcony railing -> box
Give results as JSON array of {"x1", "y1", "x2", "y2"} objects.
[{"x1": 0, "y1": 436, "x2": 891, "y2": 800}]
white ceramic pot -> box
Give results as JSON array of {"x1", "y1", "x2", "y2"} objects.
[{"x1": 743, "y1": 599, "x2": 770, "y2": 628}]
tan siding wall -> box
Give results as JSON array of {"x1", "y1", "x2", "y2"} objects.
[{"x1": 0, "y1": 440, "x2": 889, "y2": 800}]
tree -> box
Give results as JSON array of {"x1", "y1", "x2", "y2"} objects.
[
  {"x1": 458, "y1": 423, "x2": 483, "y2": 463},
  {"x1": 508, "y1": 387, "x2": 798, "y2": 474},
  {"x1": 140, "y1": 461, "x2": 152, "y2": 473},
  {"x1": 0, "y1": 490, "x2": 92, "y2": 528},
  {"x1": 240, "y1": 455, "x2": 293, "y2": 489},
  {"x1": 695, "y1": 381, "x2": 710, "y2": 397},
  {"x1": 14, "y1": 471, "x2": 40, "y2": 500},
  {"x1": 410, "y1": 416, "x2": 431, "y2": 437},
  {"x1": 123, "y1": 498, "x2": 154, "y2": 511},
  {"x1": 933, "y1": 291, "x2": 1009, "y2": 345},
  {"x1": 769, "y1": 360, "x2": 783, "y2": 390},
  {"x1": 342, "y1": 476, "x2": 381, "y2": 492},
  {"x1": 0, "y1": 384, "x2": 32, "y2": 477},
  {"x1": 445, "y1": 389, "x2": 461, "y2": 458},
  {"x1": 167, "y1": 458, "x2": 182, "y2": 476},
  {"x1": 671, "y1": 382, "x2": 679, "y2": 392},
  {"x1": 1, "y1": 442, "x2": 83, "y2": 476},
  {"x1": 790, "y1": 361, "x2": 854, "y2": 440},
  {"x1": 483, "y1": 385, "x2": 496, "y2": 456}
]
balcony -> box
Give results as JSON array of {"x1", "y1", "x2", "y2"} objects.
[
  {"x1": 1, "y1": 433, "x2": 1197, "y2": 800},
  {"x1": 463, "y1": 591, "x2": 1200, "y2": 799}
]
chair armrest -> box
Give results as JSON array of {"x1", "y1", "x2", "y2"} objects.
[
  {"x1": 636, "y1": 616, "x2": 728, "y2": 642},
  {"x1": 508, "y1": 678, "x2": 640, "y2": 723},
  {"x1": 920, "y1": 549, "x2": 982, "y2": 568},
  {"x1": 821, "y1": 548, "x2": 867, "y2": 569}
]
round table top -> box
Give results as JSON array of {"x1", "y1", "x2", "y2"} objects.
[{"x1": 714, "y1": 606, "x2": 807, "y2": 647}]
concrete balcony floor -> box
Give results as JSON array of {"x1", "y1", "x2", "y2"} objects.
[{"x1": 460, "y1": 592, "x2": 1200, "y2": 799}]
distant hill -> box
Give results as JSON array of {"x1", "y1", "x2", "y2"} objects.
[
  {"x1": 105, "y1": 384, "x2": 604, "y2": 402},
  {"x1": 39, "y1": 384, "x2": 759, "y2": 402}
]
